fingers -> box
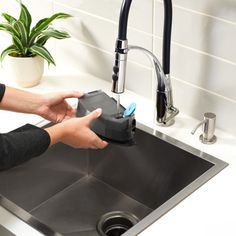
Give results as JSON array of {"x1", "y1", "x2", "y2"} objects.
[
  {"x1": 93, "y1": 138, "x2": 108, "y2": 149},
  {"x1": 85, "y1": 108, "x2": 102, "y2": 124},
  {"x1": 60, "y1": 91, "x2": 85, "y2": 99},
  {"x1": 66, "y1": 102, "x2": 73, "y2": 111},
  {"x1": 84, "y1": 109, "x2": 108, "y2": 149}
]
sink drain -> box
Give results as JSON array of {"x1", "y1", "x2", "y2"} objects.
[{"x1": 97, "y1": 211, "x2": 139, "y2": 236}]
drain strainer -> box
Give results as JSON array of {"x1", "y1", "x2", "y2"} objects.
[{"x1": 97, "y1": 211, "x2": 139, "y2": 236}]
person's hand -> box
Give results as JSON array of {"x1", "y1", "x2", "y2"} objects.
[
  {"x1": 37, "y1": 91, "x2": 84, "y2": 123},
  {"x1": 45, "y1": 108, "x2": 108, "y2": 149}
]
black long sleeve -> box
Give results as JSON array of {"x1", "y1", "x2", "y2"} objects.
[
  {"x1": 0, "y1": 83, "x2": 6, "y2": 102},
  {"x1": 0, "y1": 83, "x2": 51, "y2": 170},
  {"x1": 0, "y1": 124, "x2": 50, "y2": 170}
]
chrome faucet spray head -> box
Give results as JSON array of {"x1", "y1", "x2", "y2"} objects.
[
  {"x1": 112, "y1": 39, "x2": 128, "y2": 94},
  {"x1": 112, "y1": 0, "x2": 132, "y2": 94}
]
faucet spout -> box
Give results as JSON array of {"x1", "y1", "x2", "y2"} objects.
[{"x1": 112, "y1": 0, "x2": 178, "y2": 126}]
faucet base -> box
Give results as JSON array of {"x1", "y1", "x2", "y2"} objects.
[{"x1": 156, "y1": 118, "x2": 175, "y2": 127}]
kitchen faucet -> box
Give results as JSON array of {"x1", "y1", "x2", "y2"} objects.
[{"x1": 111, "y1": 0, "x2": 179, "y2": 126}]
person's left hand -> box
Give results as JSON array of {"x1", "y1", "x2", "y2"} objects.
[{"x1": 36, "y1": 91, "x2": 84, "y2": 123}]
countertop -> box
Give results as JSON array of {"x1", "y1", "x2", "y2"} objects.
[{"x1": 0, "y1": 69, "x2": 235, "y2": 236}]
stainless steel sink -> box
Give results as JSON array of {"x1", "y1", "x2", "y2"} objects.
[{"x1": 0, "y1": 123, "x2": 227, "y2": 236}]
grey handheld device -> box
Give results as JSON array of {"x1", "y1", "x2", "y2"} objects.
[{"x1": 76, "y1": 90, "x2": 136, "y2": 144}]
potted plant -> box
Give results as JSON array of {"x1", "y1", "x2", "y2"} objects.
[{"x1": 0, "y1": 0, "x2": 71, "y2": 87}]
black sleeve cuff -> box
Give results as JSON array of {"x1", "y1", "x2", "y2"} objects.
[
  {"x1": 0, "y1": 84, "x2": 6, "y2": 103},
  {"x1": 0, "y1": 124, "x2": 51, "y2": 170}
]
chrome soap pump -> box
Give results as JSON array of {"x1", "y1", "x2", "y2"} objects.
[{"x1": 191, "y1": 112, "x2": 217, "y2": 144}]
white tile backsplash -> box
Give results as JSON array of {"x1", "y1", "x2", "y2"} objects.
[
  {"x1": 154, "y1": 37, "x2": 236, "y2": 101},
  {"x1": 172, "y1": 77, "x2": 236, "y2": 135},
  {"x1": 173, "y1": 0, "x2": 236, "y2": 23},
  {"x1": 54, "y1": 0, "x2": 153, "y2": 34},
  {"x1": 53, "y1": 3, "x2": 153, "y2": 67},
  {"x1": 155, "y1": 1, "x2": 236, "y2": 63},
  {"x1": 1, "y1": 0, "x2": 236, "y2": 135}
]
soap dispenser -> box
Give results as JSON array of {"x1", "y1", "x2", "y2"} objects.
[{"x1": 191, "y1": 112, "x2": 217, "y2": 144}]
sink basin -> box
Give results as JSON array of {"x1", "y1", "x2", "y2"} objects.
[{"x1": 0, "y1": 123, "x2": 227, "y2": 236}]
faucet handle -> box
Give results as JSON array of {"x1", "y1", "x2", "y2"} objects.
[{"x1": 191, "y1": 112, "x2": 217, "y2": 144}]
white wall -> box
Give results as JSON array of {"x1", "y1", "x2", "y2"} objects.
[{"x1": 1, "y1": 0, "x2": 236, "y2": 135}]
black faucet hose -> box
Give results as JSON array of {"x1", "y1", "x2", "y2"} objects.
[
  {"x1": 163, "y1": 0, "x2": 172, "y2": 75},
  {"x1": 156, "y1": 92, "x2": 166, "y2": 120},
  {"x1": 118, "y1": 0, "x2": 132, "y2": 40},
  {"x1": 118, "y1": 0, "x2": 172, "y2": 74}
]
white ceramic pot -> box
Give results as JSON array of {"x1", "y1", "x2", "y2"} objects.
[{"x1": 4, "y1": 55, "x2": 44, "y2": 88}]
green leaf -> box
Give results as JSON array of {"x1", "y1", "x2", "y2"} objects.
[
  {"x1": 42, "y1": 28, "x2": 70, "y2": 39},
  {"x1": 33, "y1": 18, "x2": 48, "y2": 29},
  {"x1": 12, "y1": 35, "x2": 25, "y2": 53},
  {"x1": 33, "y1": 13, "x2": 71, "y2": 32},
  {"x1": 2, "y1": 13, "x2": 17, "y2": 24},
  {"x1": 29, "y1": 13, "x2": 71, "y2": 46},
  {"x1": 35, "y1": 35, "x2": 49, "y2": 46},
  {"x1": 30, "y1": 44, "x2": 55, "y2": 65},
  {"x1": 19, "y1": 3, "x2": 32, "y2": 32},
  {"x1": 36, "y1": 28, "x2": 70, "y2": 45},
  {"x1": 28, "y1": 18, "x2": 48, "y2": 46},
  {"x1": 0, "y1": 45, "x2": 19, "y2": 62},
  {"x1": 13, "y1": 21, "x2": 28, "y2": 46},
  {"x1": 0, "y1": 23, "x2": 20, "y2": 37}
]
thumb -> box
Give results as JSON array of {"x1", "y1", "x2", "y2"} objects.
[
  {"x1": 85, "y1": 108, "x2": 102, "y2": 124},
  {"x1": 60, "y1": 91, "x2": 85, "y2": 99}
]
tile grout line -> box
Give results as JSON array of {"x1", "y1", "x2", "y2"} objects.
[
  {"x1": 172, "y1": 76, "x2": 236, "y2": 105},
  {"x1": 54, "y1": 0, "x2": 118, "y2": 25},
  {"x1": 154, "y1": 35, "x2": 236, "y2": 67},
  {"x1": 69, "y1": 37, "x2": 153, "y2": 70},
  {"x1": 53, "y1": 0, "x2": 153, "y2": 38},
  {"x1": 151, "y1": 0, "x2": 156, "y2": 102},
  {"x1": 155, "y1": 0, "x2": 236, "y2": 26}
]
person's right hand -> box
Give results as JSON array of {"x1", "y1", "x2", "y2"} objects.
[{"x1": 45, "y1": 108, "x2": 108, "y2": 149}]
